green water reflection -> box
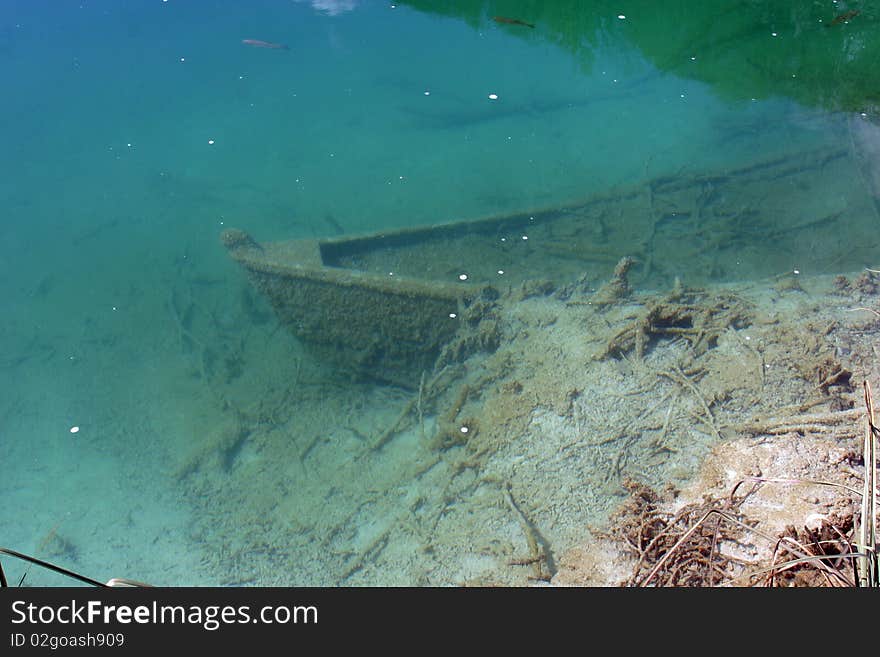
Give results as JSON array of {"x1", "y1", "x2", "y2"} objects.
[{"x1": 401, "y1": 1, "x2": 879, "y2": 115}]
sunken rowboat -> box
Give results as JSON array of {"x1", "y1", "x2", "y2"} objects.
[
  {"x1": 219, "y1": 213, "x2": 534, "y2": 389},
  {"x1": 222, "y1": 145, "x2": 874, "y2": 387}
]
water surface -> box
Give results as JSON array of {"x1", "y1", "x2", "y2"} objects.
[{"x1": 1, "y1": 0, "x2": 877, "y2": 586}]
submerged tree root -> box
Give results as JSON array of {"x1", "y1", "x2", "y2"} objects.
[{"x1": 598, "y1": 287, "x2": 753, "y2": 361}]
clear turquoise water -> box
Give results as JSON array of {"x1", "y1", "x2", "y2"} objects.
[{"x1": 1, "y1": 0, "x2": 878, "y2": 585}]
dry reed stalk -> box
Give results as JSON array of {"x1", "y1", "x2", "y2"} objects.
[{"x1": 856, "y1": 381, "x2": 878, "y2": 586}]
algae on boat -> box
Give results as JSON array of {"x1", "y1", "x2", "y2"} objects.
[
  {"x1": 222, "y1": 143, "x2": 876, "y2": 388},
  {"x1": 220, "y1": 228, "x2": 491, "y2": 388}
]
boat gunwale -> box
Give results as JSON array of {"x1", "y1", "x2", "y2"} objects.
[{"x1": 225, "y1": 235, "x2": 480, "y2": 302}]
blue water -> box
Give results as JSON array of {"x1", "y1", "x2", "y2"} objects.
[{"x1": 1, "y1": 0, "x2": 878, "y2": 585}]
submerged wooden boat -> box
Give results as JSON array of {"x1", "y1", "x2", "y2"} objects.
[
  {"x1": 222, "y1": 144, "x2": 876, "y2": 387},
  {"x1": 219, "y1": 209, "x2": 546, "y2": 388}
]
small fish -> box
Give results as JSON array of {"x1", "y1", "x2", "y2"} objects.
[
  {"x1": 493, "y1": 16, "x2": 535, "y2": 29},
  {"x1": 241, "y1": 39, "x2": 289, "y2": 50},
  {"x1": 826, "y1": 9, "x2": 860, "y2": 26}
]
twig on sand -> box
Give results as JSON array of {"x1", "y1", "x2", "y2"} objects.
[{"x1": 655, "y1": 365, "x2": 723, "y2": 440}]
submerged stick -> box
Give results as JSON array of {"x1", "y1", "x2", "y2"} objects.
[
  {"x1": 371, "y1": 366, "x2": 451, "y2": 452},
  {"x1": 656, "y1": 366, "x2": 723, "y2": 441},
  {"x1": 503, "y1": 484, "x2": 553, "y2": 581}
]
